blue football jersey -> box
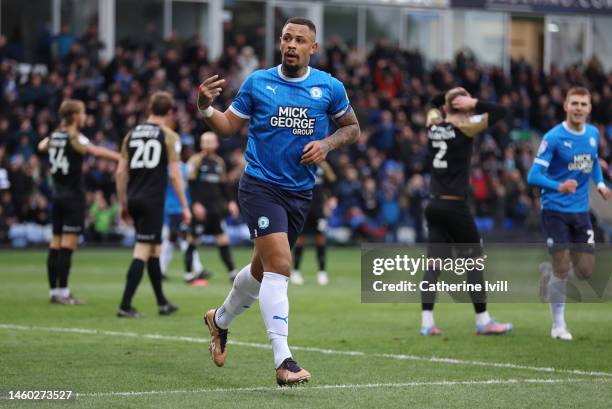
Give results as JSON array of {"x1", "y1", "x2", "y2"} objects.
[
  {"x1": 164, "y1": 162, "x2": 190, "y2": 217},
  {"x1": 534, "y1": 122, "x2": 600, "y2": 212},
  {"x1": 230, "y1": 65, "x2": 350, "y2": 191}
]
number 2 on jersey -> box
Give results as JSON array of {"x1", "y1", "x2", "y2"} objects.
[
  {"x1": 49, "y1": 147, "x2": 69, "y2": 175},
  {"x1": 432, "y1": 140, "x2": 448, "y2": 169},
  {"x1": 129, "y1": 139, "x2": 162, "y2": 169}
]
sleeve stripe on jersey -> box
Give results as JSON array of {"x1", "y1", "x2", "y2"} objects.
[
  {"x1": 332, "y1": 105, "x2": 350, "y2": 119},
  {"x1": 229, "y1": 105, "x2": 250, "y2": 119},
  {"x1": 534, "y1": 158, "x2": 550, "y2": 167}
]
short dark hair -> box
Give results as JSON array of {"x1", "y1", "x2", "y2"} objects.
[
  {"x1": 149, "y1": 91, "x2": 175, "y2": 116},
  {"x1": 283, "y1": 17, "x2": 316, "y2": 35}
]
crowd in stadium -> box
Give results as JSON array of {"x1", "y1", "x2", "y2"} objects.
[{"x1": 1, "y1": 24, "x2": 611, "y2": 245}]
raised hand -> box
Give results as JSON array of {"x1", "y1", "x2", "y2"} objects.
[
  {"x1": 451, "y1": 96, "x2": 477, "y2": 112},
  {"x1": 198, "y1": 75, "x2": 226, "y2": 110}
]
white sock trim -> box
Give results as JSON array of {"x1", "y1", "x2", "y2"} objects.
[{"x1": 263, "y1": 271, "x2": 289, "y2": 283}]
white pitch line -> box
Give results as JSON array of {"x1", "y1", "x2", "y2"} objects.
[
  {"x1": 2, "y1": 323, "x2": 612, "y2": 378},
  {"x1": 76, "y1": 378, "x2": 601, "y2": 398}
]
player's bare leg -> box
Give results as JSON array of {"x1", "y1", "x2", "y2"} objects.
[{"x1": 570, "y1": 251, "x2": 594, "y2": 280}]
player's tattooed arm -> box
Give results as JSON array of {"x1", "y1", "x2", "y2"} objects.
[
  {"x1": 301, "y1": 108, "x2": 360, "y2": 165},
  {"x1": 326, "y1": 108, "x2": 360, "y2": 151}
]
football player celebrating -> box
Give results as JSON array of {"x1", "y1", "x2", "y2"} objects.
[{"x1": 197, "y1": 18, "x2": 359, "y2": 385}]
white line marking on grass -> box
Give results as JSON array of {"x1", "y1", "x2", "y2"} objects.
[
  {"x1": 76, "y1": 378, "x2": 604, "y2": 398},
  {"x1": 2, "y1": 323, "x2": 612, "y2": 378}
]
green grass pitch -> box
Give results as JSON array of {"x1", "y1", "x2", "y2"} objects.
[{"x1": 1, "y1": 247, "x2": 611, "y2": 408}]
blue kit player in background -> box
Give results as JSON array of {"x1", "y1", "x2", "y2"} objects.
[
  {"x1": 528, "y1": 87, "x2": 611, "y2": 341},
  {"x1": 159, "y1": 155, "x2": 206, "y2": 283},
  {"x1": 196, "y1": 17, "x2": 360, "y2": 385}
]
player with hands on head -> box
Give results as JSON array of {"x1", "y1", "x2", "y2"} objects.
[{"x1": 420, "y1": 87, "x2": 513, "y2": 336}]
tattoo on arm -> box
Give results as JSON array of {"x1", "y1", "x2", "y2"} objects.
[{"x1": 323, "y1": 109, "x2": 360, "y2": 152}]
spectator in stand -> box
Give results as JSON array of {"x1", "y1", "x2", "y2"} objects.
[{"x1": 87, "y1": 190, "x2": 119, "y2": 242}]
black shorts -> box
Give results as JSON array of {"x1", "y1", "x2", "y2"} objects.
[
  {"x1": 191, "y1": 210, "x2": 224, "y2": 236},
  {"x1": 541, "y1": 209, "x2": 594, "y2": 254},
  {"x1": 128, "y1": 198, "x2": 164, "y2": 244},
  {"x1": 52, "y1": 191, "x2": 85, "y2": 235},
  {"x1": 302, "y1": 199, "x2": 326, "y2": 235},
  {"x1": 238, "y1": 173, "x2": 311, "y2": 249},
  {"x1": 425, "y1": 198, "x2": 482, "y2": 259}
]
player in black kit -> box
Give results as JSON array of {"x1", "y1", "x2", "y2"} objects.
[
  {"x1": 290, "y1": 162, "x2": 336, "y2": 285},
  {"x1": 38, "y1": 99, "x2": 120, "y2": 304},
  {"x1": 116, "y1": 91, "x2": 191, "y2": 318},
  {"x1": 185, "y1": 131, "x2": 239, "y2": 283},
  {"x1": 420, "y1": 87, "x2": 513, "y2": 336}
]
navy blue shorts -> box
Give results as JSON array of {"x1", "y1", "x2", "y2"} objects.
[
  {"x1": 541, "y1": 210, "x2": 594, "y2": 253},
  {"x1": 238, "y1": 173, "x2": 312, "y2": 248}
]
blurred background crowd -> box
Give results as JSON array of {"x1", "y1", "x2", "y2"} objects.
[{"x1": 1, "y1": 22, "x2": 611, "y2": 246}]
